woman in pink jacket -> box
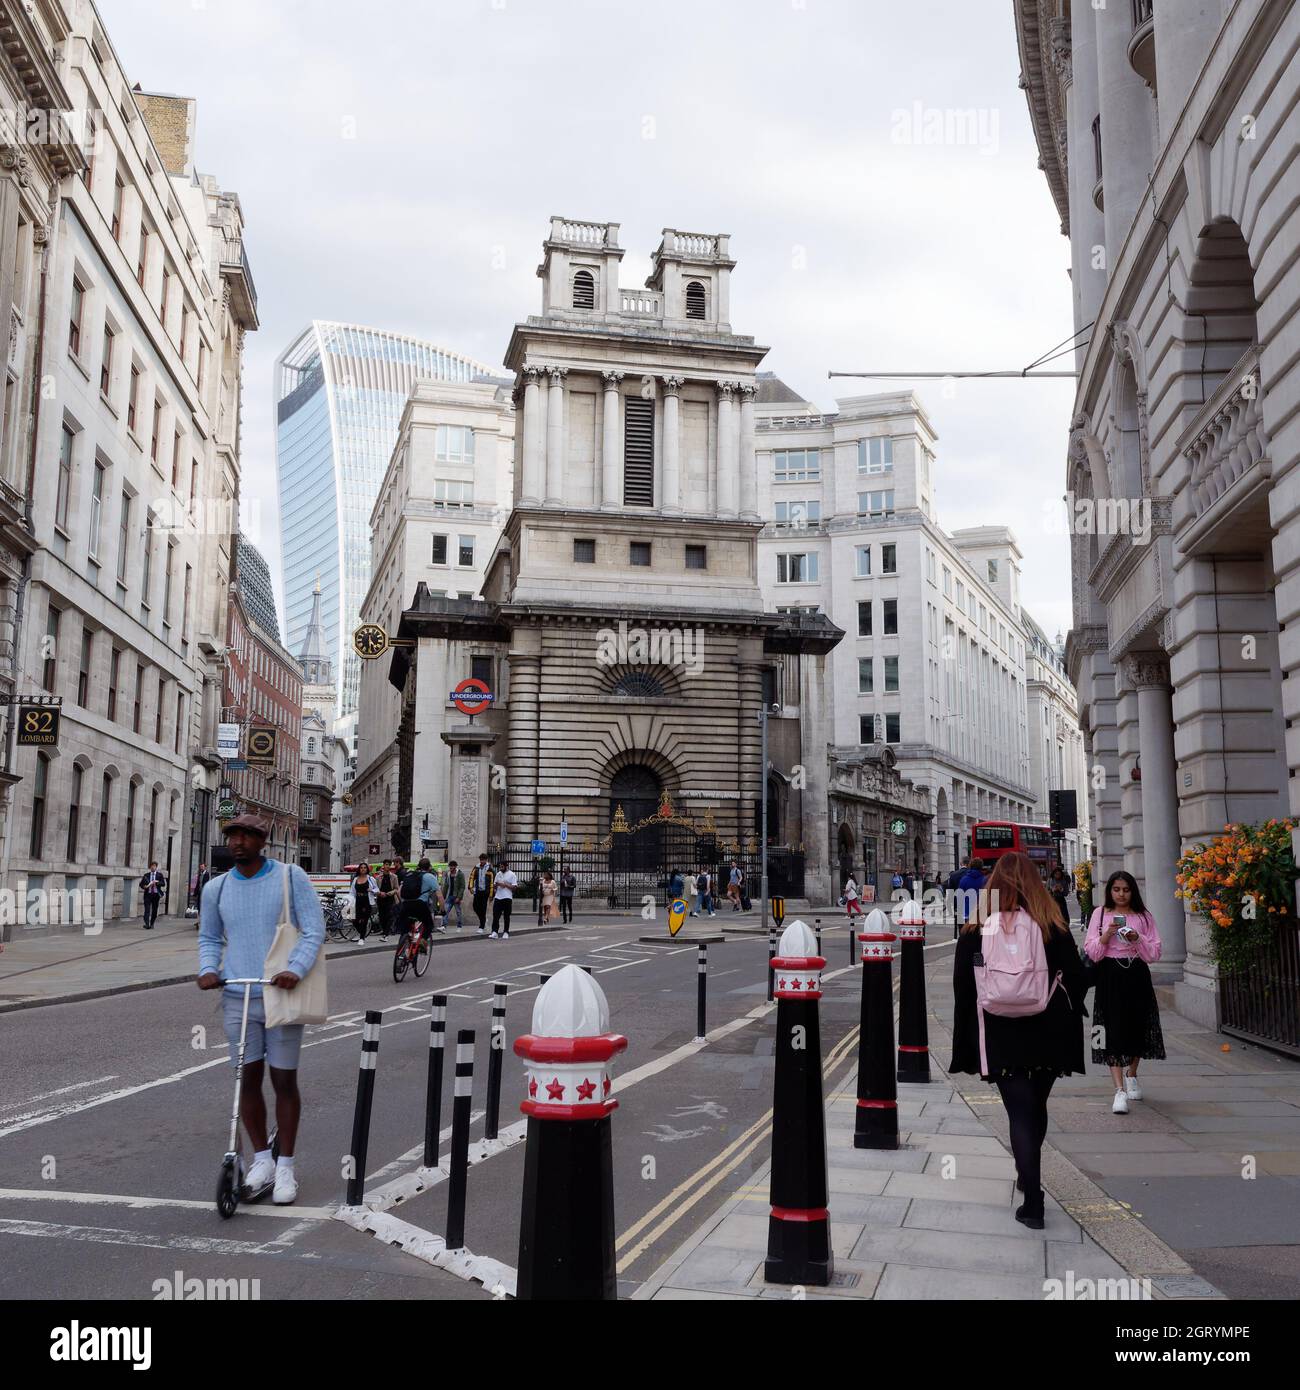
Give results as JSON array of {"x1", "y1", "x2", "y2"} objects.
[{"x1": 1083, "y1": 870, "x2": 1165, "y2": 1115}]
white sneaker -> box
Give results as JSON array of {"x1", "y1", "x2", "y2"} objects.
[
  {"x1": 272, "y1": 1166, "x2": 298, "y2": 1205},
  {"x1": 477, "y1": 928, "x2": 485, "y2": 935},
  {"x1": 245, "y1": 1154, "x2": 275, "y2": 1190},
  {"x1": 1112, "y1": 1088, "x2": 1129, "y2": 1115},
  {"x1": 489, "y1": 931, "x2": 498, "y2": 939},
  {"x1": 1124, "y1": 1076, "x2": 1142, "y2": 1101},
  {"x1": 502, "y1": 932, "x2": 510, "y2": 939}
]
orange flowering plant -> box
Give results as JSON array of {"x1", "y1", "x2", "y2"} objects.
[
  {"x1": 1175, "y1": 819, "x2": 1297, "y2": 975},
  {"x1": 1073, "y1": 860, "x2": 1094, "y2": 921}
]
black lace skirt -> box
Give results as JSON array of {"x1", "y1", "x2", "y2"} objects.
[{"x1": 1091, "y1": 957, "x2": 1165, "y2": 1064}]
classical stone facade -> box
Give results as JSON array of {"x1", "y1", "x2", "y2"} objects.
[
  {"x1": 384, "y1": 219, "x2": 842, "y2": 902},
  {"x1": 1014, "y1": 0, "x2": 1298, "y2": 1022}
]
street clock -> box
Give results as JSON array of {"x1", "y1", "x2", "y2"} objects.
[{"x1": 353, "y1": 623, "x2": 389, "y2": 660}]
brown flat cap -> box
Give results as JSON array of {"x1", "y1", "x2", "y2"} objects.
[{"x1": 222, "y1": 812, "x2": 269, "y2": 838}]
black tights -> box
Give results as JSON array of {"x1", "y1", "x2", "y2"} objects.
[{"x1": 994, "y1": 1072, "x2": 1056, "y2": 1212}]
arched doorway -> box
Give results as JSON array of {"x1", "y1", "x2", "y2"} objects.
[
  {"x1": 836, "y1": 821, "x2": 855, "y2": 897},
  {"x1": 609, "y1": 763, "x2": 661, "y2": 829}
]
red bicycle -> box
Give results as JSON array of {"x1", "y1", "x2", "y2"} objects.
[{"x1": 392, "y1": 917, "x2": 431, "y2": 983}]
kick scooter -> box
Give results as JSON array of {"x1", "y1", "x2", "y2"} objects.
[{"x1": 216, "y1": 977, "x2": 279, "y2": 1218}]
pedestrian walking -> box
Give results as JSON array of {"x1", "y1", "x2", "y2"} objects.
[
  {"x1": 955, "y1": 855, "x2": 987, "y2": 938},
  {"x1": 890, "y1": 867, "x2": 904, "y2": 893},
  {"x1": 140, "y1": 862, "x2": 167, "y2": 929},
  {"x1": 350, "y1": 863, "x2": 378, "y2": 941},
  {"x1": 1049, "y1": 866, "x2": 1072, "y2": 929},
  {"x1": 442, "y1": 860, "x2": 466, "y2": 930},
  {"x1": 190, "y1": 862, "x2": 211, "y2": 929},
  {"x1": 695, "y1": 866, "x2": 715, "y2": 917},
  {"x1": 949, "y1": 851, "x2": 1086, "y2": 1230},
  {"x1": 196, "y1": 813, "x2": 325, "y2": 1206},
  {"x1": 470, "y1": 854, "x2": 494, "y2": 935},
  {"x1": 559, "y1": 868, "x2": 576, "y2": 924},
  {"x1": 539, "y1": 870, "x2": 559, "y2": 922},
  {"x1": 490, "y1": 863, "x2": 518, "y2": 939},
  {"x1": 1083, "y1": 870, "x2": 1165, "y2": 1114},
  {"x1": 376, "y1": 860, "x2": 400, "y2": 937},
  {"x1": 843, "y1": 873, "x2": 863, "y2": 919}
]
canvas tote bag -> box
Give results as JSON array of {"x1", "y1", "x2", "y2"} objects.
[{"x1": 263, "y1": 862, "x2": 329, "y2": 1027}]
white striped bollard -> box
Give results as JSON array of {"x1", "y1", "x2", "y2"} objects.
[
  {"x1": 423, "y1": 995, "x2": 447, "y2": 1168},
  {"x1": 485, "y1": 983, "x2": 508, "y2": 1140},
  {"x1": 445, "y1": 1029, "x2": 475, "y2": 1249},
  {"x1": 895, "y1": 899, "x2": 931, "y2": 1083},
  {"x1": 515, "y1": 965, "x2": 627, "y2": 1299},
  {"x1": 345, "y1": 1009, "x2": 382, "y2": 1205},
  {"x1": 855, "y1": 908, "x2": 899, "y2": 1149},
  {"x1": 814, "y1": 917, "x2": 822, "y2": 956},
  {"x1": 695, "y1": 942, "x2": 708, "y2": 1042}
]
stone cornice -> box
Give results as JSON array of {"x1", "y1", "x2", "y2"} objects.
[
  {"x1": 1087, "y1": 498, "x2": 1172, "y2": 602},
  {"x1": 1013, "y1": 0, "x2": 1070, "y2": 234}
]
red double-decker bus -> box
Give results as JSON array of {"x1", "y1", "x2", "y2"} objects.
[{"x1": 968, "y1": 822, "x2": 1059, "y2": 878}]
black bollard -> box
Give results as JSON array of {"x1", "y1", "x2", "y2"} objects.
[
  {"x1": 814, "y1": 917, "x2": 822, "y2": 956},
  {"x1": 346, "y1": 1009, "x2": 383, "y2": 1205},
  {"x1": 515, "y1": 965, "x2": 628, "y2": 1300},
  {"x1": 765, "y1": 920, "x2": 832, "y2": 1286},
  {"x1": 695, "y1": 942, "x2": 707, "y2": 1042},
  {"x1": 855, "y1": 910, "x2": 899, "y2": 1150},
  {"x1": 485, "y1": 983, "x2": 508, "y2": 1141},
  {"x1": 423, "y1": 995, "x2": 447, "y2": 1168},
  {"x1": 446, "y1": 1029, "x2": 475, "y2": 1249},
  {"x1": 767, "y1": 926, "x2": 776, "y2": 1002},
  {"x1": 895, "y1": 900, "x2": 931, "y2": 1083}
]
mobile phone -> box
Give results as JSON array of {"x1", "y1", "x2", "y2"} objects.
[{"x1": 1111, "y1": 913, "x2": 1127, "y2": 928}]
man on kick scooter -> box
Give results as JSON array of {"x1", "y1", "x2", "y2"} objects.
[{"x1": 197, "y1": 813, "x2": 325, "y2": 1205}]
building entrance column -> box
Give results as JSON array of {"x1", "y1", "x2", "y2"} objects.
[
  {"x1": 545, "y1": 366, "x2": 567, "y2": 506},
  {"x1": 738, "y1": 383, "x2": 758, "y2": 520},
  {"x1": 716, "y1": 381, "x2": 738, "y2": 519},
  {"x1": 1125, "y1": 655, "x2": 1185, "y2": 968},
  {"x1": 521, "y1": 366, "x2": 544, "y2": 504},
  {"x1": 661, "y1": 376, "x2": 683, "y2": 515},
  {"x1": 601, "y1": 370, "x2": 623, "y2": 509}
]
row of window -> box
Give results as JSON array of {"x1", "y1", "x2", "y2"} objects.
[
  {"x1": 28, "y1": 754, "x2": 174, "y2": 867},
  {"x1": 857, "y1": 656, "x2": 900, "y2": 694},
  {"x1": 771, "y1": 439, "x2": 893, "y2": 483},
  {"x1": 856, "y1": 599, "x2": 899, "y2": 637},
  {"x1": 431, "y1": 534, "x2": 475, "y2": 568},
  {"x1": 571, "y1": 539, "x2": 708, "y2": 570},
  {"x1": 859, "y1": 713, "x2": 902, "y2": 745}
]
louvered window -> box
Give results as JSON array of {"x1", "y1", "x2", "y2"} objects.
[
  {"x1": 623, "y1": 398, "x2": 654, "y2": 506},
  {"x1": 685, "y1": 280, "x2": 706, "y2": 320},
  {"x1": 573, "y1": 269, "x2": 595, "y2": 308}
]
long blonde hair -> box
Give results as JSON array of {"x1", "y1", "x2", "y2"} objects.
[{"x1": 959, "y1": 851, "x2": 1066, "y2": 941}]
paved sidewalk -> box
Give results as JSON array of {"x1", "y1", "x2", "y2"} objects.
[
  {"x1": 636, "y1": 933, "x2": 1300, "y2": 1301},
  {"x1": 0, "y1": 913, "x2": 566, "y2": 1012}
]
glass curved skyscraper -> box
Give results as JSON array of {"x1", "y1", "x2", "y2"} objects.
[{"x1": 274, "y1": 321, "x2": 495, "y2": 714}]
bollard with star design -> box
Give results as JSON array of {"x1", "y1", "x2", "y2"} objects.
[
  {"x1": 765, "y1": 919, "x2": 832, "y2": 1286},
  {"x1": 895, "y1": 898, "x2": 931, "y2": 1083},
  {"x1": 513, "y1": 964, "x2": 628, "y2": 1300},
  {"x1": 855, "y1": 907, "x2": 899, "y2": 1149}
]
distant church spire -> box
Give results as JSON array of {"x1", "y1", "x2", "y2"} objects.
[{"x1": 298, "y1": 575, "x2": 332, "y2": 685}]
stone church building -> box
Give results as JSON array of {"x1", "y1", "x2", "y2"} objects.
[{"x1": 385, "y1": 218, "x2": 842, "y2": 902}]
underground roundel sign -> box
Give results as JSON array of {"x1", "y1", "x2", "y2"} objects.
[{"x1": 450, "y1": 678, "x2": 494, "y2": 716}]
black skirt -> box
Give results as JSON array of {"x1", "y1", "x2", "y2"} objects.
[{"x1": 1091, "y1": 957, "x2": 1165, "y2": 1064}]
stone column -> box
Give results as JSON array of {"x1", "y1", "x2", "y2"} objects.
[
  {"x1": 521, "y1": 366, "x2": 544, "y2": 505},
  {"x1": 441, "y1": 727, "x2": 498, "y2": 867},
  {"x1": 716, "y1": 381, "x2": 738, "y2": 519},
  {"x1": 600, "y1": 370, "x2": 623, "y2": 510},
  {"x1": 1095, "y1": 0, "x2": 1155, "y2": 264},
  {"x1": 661, "y1": 376, "x2": 683, "y2": 516},
  {"x1": 1064, "y1": 6, "x2": 1105, "y2": 371},
  {"x1": 738, "y1": 646, "x2": 764, "y2": 843},
  {"x1": 800, "y1": 652, "x2": 832, "y2": 904},
  {"x1": 544, "y1": 367, "x2": 566, "y2": 507},
  {"x1": 508, "y1": 632, "x2": 542, "y2": 842},
  {"x1": 738, "y1": 383, "x2": 758, "y2": 520},
  {"x1": 1125, "y1": 655, "x2": 1185, "y2": 970}
]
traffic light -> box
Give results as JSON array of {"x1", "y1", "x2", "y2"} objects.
[{"x1": 1048, "y1": 789, "x2": 1077, "y2": 834}]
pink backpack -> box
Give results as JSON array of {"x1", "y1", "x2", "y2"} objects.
[{"x1": 974, "y1": 908, "x2": 1064, "y2": 1074}]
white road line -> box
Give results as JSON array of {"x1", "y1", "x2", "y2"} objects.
[
  {"x1": 0, "y1": 1075, "x2": 119, "y2": 1115},
  {"x1": 334, "y1": 1206, "x2": 513, "y2": 1296},
  {"x1": 0, "y1": 1187, "x2": 334, "y2": 1220},
  {"x1": 0, "y1": 1217, "x2": 320, "y2": 1258}
]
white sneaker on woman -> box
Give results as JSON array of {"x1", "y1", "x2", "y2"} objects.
[
  {"x1": 1112, "y1": 1088, "x2": 1130, "y2": 1115},
  {"x1": 1124, "y1": 1076, "x2": 1142, "y2": 1101},
  {"x1": 272, "y1": 1166, "x2": 298, "y2": 1205}
]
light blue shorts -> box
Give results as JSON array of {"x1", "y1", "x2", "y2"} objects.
[{"x1": 221, "y1": 991, "x2": 305, "y2": 1070}]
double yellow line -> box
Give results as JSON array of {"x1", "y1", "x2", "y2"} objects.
[{"x1": 614, "y1": 1022, "x2": 863, "y2": 1274}]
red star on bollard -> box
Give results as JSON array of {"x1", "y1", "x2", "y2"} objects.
[
  {"x1": 791, "y1": 977, "x2": 803, "y2": 990},
  {"x1": 546, "y1": 1077, "x2": 565, "y2": 1100},
  {"x1": 603, "y1": 1076, "x2": 611, "y2": 1096},
  {"x1": 528, "y1": 1077, "x2": 538, "y2": 1098},
  {"x1": 778, "y1": 978, "x2": 787, "y2": 989},
  {"x1": 576, "y1": 1077, "x2": 596, "y2": 1100}
]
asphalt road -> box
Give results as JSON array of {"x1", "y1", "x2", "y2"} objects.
[{"x1": 0, "y1": 916, "x2": 869, "y2": 1300}]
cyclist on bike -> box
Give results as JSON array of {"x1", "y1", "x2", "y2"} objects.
[{"x1": 395, "y1": 856, "x2": 441, "y2": 948}]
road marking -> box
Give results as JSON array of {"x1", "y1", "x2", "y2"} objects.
[
  {"x1": 0, "y1": 1186, "x2": 334, "y2": 1220},
  {"x1": 335, "y1": 1206, "x2": 513, "y2": 1297},
  {"x1": 0, "y1": 1216, "x2": 320, "y2": 1257},
  {"x1": 0, "y1": 1075, "x2": 121, "y2": 1122}
]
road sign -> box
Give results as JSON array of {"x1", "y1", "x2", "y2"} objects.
[
  {"x1": 368, "y1": 843, "x2": 380, "y2": 855},
  {"x1": 771, "y1": 896, "x2": 786, "y2": 927},
  {"x1": 247, "y1": 727, "x2": 277, "y2": 767},
  {"x1": 451, "y1": 678, "x2": 494, "y2": 716},
  {"x1": 16, "y1": 703, "x2": 59, "y2": 746},
  {"x1": 531, "y1": 839, "x2": 546, "y2": 856},
  {"x1": 225, "y1": 760, "x2": 248, "y2": 771},
  {"x1": 216, "y1": 722, "x2": 240, "y2": 758},
  {"x1": 352, "y1": 823, "x2": 370, "y2": 836},
  {"x1": 559, "y1": 820, "x2": 568, "y2": 847},
  {"x1": 668, "y1": 898, "x2": 688, "y2": 937}
]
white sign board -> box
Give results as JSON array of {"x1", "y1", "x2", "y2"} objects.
[{"x1": 217, "y1": 723, "x2": 240, "y2": 759}]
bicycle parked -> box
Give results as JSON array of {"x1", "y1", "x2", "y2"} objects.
[{"x1": 322, "y1": 891, "x2": 359, "y2": 944}]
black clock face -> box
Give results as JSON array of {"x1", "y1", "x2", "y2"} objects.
[{"x1": 354, "y1": 624, "x2": 387, "y2": 658}]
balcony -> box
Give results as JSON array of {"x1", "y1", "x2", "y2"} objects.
[
  {"x1": 1128, "y1": 0, "x2": 1157, "y2": 92},
  {"x1": 619, "y1": 288, "x2": 662, "y2": 316},
  {"x1": 220, "y1": 238, "x2": 258, "y2": 330}
]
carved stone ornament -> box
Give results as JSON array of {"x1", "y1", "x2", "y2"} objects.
[
  {"x1": 1123, "y1": 655, "x2": 1171, "y2": 691},
  {"x1": 738, "y1": 383, "x2": 757, "y2": 400},
  {"x1": 661, "y1": 374, "x2": 683, "y2": 395},
  {"x1": 601, "y1": 369, "x2": 624, "y2": 390},
  {"x1": 545, "y1": 365, "x2": 568, "y2": 383},
  {"x1": 522, "y1": 364, "x2": 544, "y2": 386},
  {"x1": 716, "y1": 380, "x2": 736, "y2": 400}
]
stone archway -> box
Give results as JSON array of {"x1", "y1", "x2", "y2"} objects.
[{"x1": 836, "y1": 820, "x2": 855, "y2": 895}]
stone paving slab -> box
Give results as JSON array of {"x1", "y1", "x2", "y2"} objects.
[
  {"x1": 851, "y1": 1225, "x2": 1045, "y2": 1275},
  {"x1": 873, "y1": 1264, "x2": 1049, "y2": 1300},
  {"x1": 1067, "y1": 1151, "x2": 1248, "y2": 1179},
  {"x1": 881, "y1": 1171, "x2": 1015, "y2": 1205},
  {"x1": 903, "y1": 1197, "x2": 1081, "y2": 1242}
]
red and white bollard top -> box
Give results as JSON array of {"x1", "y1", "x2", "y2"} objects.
[
  {"x1": 772, "y1": 920, "x2": 825, "y2": 1000},
  {"x1": 859, "y1": 906, "x2": 895, "y2": 960},
  {"x1": 894, "y1": 898, "x2": 926, "y2": 941},
  {"x1": 513, "y1": 964, "x2": 628, "y2": 1121}
]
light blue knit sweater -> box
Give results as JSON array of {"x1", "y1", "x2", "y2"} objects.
[{"x1": 198, "y1": 859, "x2": 325, "y2": 998}]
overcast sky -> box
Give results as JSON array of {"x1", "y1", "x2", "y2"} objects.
[{"x1": 103, "y1": 0, "x2": 1077, "y2": 640}]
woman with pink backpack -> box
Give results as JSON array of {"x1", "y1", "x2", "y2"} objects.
[{"x1": 949, "y1": 852, "x2": 1087, "y2": 1230}]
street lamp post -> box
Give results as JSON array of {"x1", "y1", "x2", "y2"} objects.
[{"x1": 760, "y1": 704, "x2": 769, "y2": 939}]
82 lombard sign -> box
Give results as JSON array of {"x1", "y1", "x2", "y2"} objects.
[{"x1": 16, "y1": 702, "x2": 60, "y2": 746}]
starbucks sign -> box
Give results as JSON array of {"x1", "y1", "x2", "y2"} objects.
[{"x1": 889, "y1": 818, "x2": 907, "y2": 836}]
